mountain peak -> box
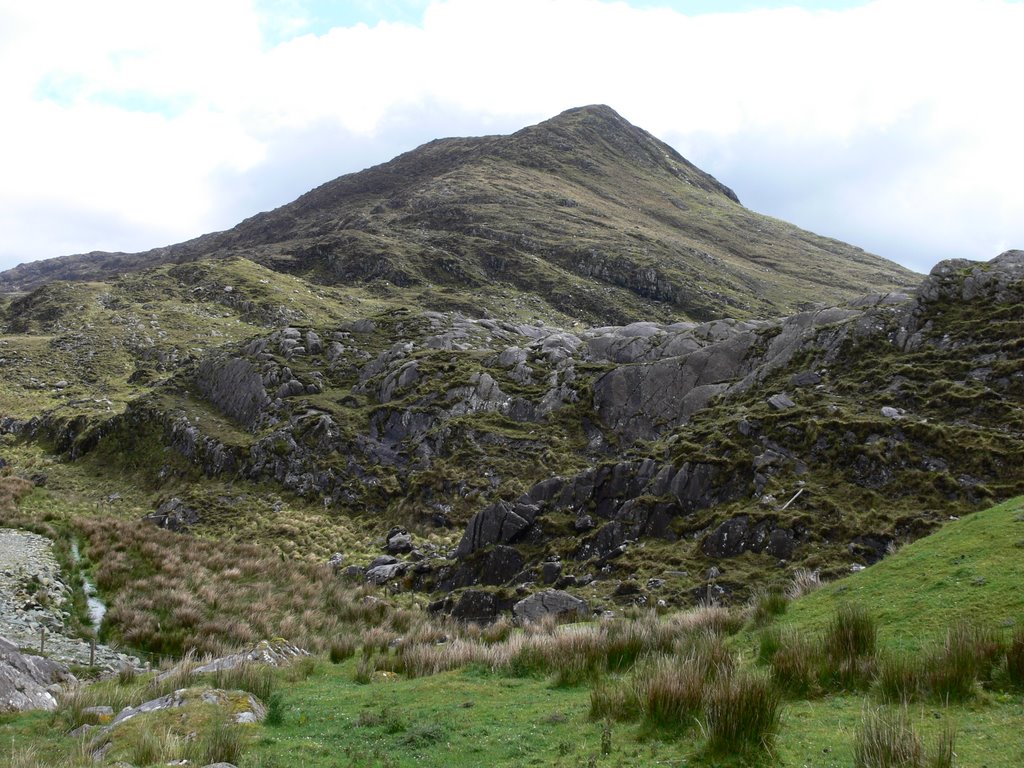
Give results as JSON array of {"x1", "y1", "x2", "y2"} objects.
[
  {"x1": 514, "y1": 105, "x2": 740, "y2": 204},
  {"x1": 544, "y1": 103, "x2": 628, "y2": 125},
  {"x1": 0, "y1": 106, "x2": 915, "y2": 322}
]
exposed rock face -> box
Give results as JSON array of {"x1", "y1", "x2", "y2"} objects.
[
  {"x1": 451, "y1": 590, "x2": 500, "y2": 623},
  {"x1": 189, "y1": 639, "x2": 310, "y2": 674},
  {"x1": 591, "y1": 307, "x2": 866, "y2": 442},
  {"x1": 701, "y1": 516, "x2": 796, "y2": 560},
  {"x1": 477, "y1": 545, "x2": 526, "y2": 586},
  {"x1": 366, "y1": 562, "x2": 407, "y2": 585},
  {"x1": 195, "y1": 355, "x2": 271, "y2": 429},
  {"x1": 456, "y1": 458, "x2": 750, "y2": 567},
  {"x1": 456, "y1": 500, "x2": 540, "y2": 558},
  {"x1": 512, "y1": 590, "x2": 588, "y2": 622},
  {"x1": 0, "y1": 636, "x2": 75, "y2": 712},
  {"x1": 918, "y1": 250, "x2": 1024, "y2": 304}
]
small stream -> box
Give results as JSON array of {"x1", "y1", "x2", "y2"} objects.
[{"x1": 70, "y1": 540, "x2": 107, "y2": 629}]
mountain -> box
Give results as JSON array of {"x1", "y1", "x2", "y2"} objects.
[
  {"x1": 0, "y1": 105, "x2": 915, "y2": 324},
  {"x1": 1, "y1": 105, "x2": 1020, "y2": 662}
]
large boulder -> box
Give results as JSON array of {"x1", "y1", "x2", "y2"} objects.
[
  {"x1": 512, "y1": 590, "x2": 588, "y2": 623},
  {"x1": 143, "y1": 497, "x2": 201, "y2": 531},
  {"x1": 451, "y1": 590, "x2": 500, "y2": 623},
  {"x1": 190, "y1": 640, "x2": 310, "y2": 675},
  {"x1": 0, "y1": 636, "x2": 76, "y2": 713},
  {"x1": 478, "y1": 545, "x2": 526, "y2": 586},
  {"x1": 110, "y1": 687, "x2": 266, "y2": 727},
  {"x1": 456, "y1": 499, "x2": 540, "y2": 557}
]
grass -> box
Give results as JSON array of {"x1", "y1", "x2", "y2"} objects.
[
  {"x1": 776, "y1": 496, "x2": 1024, "y2": 653},
  {"x1": 635, "y1": 654, "x2": 707, "y2": 731},
  {"x1": 704, "y1": 669, "x2": 782, "y2": 756},
  {"x1": 852, "y1": 707, "x2": 955, "y2": 768}
]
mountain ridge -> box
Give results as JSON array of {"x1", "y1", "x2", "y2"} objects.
[{"x1": 1, "y1": 105, "x2": 915, "y2": 324}]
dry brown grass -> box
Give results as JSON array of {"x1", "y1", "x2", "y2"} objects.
[
  {"x1": 77, "y1": 515, "x2": 403, "y2": 656},
  {"x1": 0, "y1": 473, "x2": 34, "y2": 513}
]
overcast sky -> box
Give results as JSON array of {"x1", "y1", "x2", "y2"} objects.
[{"x1": 1, "y1": 0, "x2": 1022, "y2": 276}]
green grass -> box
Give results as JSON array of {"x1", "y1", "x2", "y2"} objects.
[{"x1": 775, "y1": 496, "x2": 1024, "y2": 653}]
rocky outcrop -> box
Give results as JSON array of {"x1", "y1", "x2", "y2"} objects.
[
  {"x1": 144, "y1": 497, "x2": 201, "y2": 531},
  {"x1": 0, "y1": 636, "x2": 76, "y2": 712},
  {"x1": 592, "y1": 306, "x2": 868, "y2": 442},
  {"x1": 456, "y1": 458, "x2": 751, "y2": 565},
  {"x1": 512, "y1": 590, "x2": 588, "y2": 622},
  {"x1": 109, "y1": 686, "x2": 266, "y2": 727},
  {"x1": 918, "y1": 250, "x2": 1024, "y2": 304},
  {"x1": 195, "y1": 355, "x2": 271, "y2": 429},
  {"x1": 456, "y1": 500, "x2": 541, "y2": 558},
  {"x1": 701, "y1": 516, "x2": 796, "y2": 560},
  {"x1": 189, "y1": 639, "x2": 309, "y2": 675}
]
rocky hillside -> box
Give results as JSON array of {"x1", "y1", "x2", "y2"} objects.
[
  {"x1": 0, "y1": 106, "x2": 1020, "y2": 652},
  {"x1": 0, "y1": 246, "x2": 1021, "y2": 642},
  {"x1": 0, "y1": 106, "x2": 914, "y2": 324}
]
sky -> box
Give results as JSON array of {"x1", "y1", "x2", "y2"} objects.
[{"x1": 1, "y1": 0, "x2": 1022, "y2": 276}]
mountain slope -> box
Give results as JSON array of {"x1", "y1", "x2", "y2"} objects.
[{"x1": 0, "y1": 106, "x2": 915, "y2": 324}]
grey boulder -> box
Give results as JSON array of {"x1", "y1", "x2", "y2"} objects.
[
  {"x1": 512, "y1": 590, "x2": 588, "y2": 623},
  {"x1": 0, "y1": 636, "x2": 76, "y2": 713}
]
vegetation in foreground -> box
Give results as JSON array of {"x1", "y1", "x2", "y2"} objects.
[{"x1": 2, "y1": 496, "x2": 1023, "y2": 766}]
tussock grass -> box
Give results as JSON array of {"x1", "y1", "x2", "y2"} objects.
[
  {"x1": 353, "y1": 654, "x2": 375, "y2": 685},
  {"x1": 703, "y1": 669, "x2": 782, "y2": 756},
  {"x1": 824, "y1": 603, "x2": 877, "y2": 662},
  {"x1": 589, "y1": 681, "x2": 641, "y2": 722},
  {"x1": 668, "y1": 602, "x2": 744, "y2": 636},
  {"x1": 185, "y1": 718, "x2": 247, "y2": 766},
  {"x1": 391, "y1": 606, "x2": 745, "y2": 684},
  {"x1": 264, "y1": 691, "x2": 285, "y2": 727},
  {"x1": 853, "y1": 707, "x2": 955, "y2": 768},
  {"x1": 481, "y1": 615, "x2": 514, "y2": 644},
  {"x1": 757, "y1": 625, "x2": 782, "y2": 665},
  {"x1": 127, "y1": 726, "x2": 182, "y2": 766},
  {"x1": 876, "y1": 653, "x2": 922, "y2": 704},
  {"x1": 821, "y1": 604, "x2": 878, "y2": 691},
  {"x1": 54, "y1": 681, "x2": 143, "y2": 732},
  {"x1": 329, "y1": 636, "x2": 357, "y2": 664},
  {"x1": 0, "y1": 474, "x2": 34, "y2": 513},
  {"x1": 147, "y1": 650, "x2": 199, "y2": 697},
  {"x1": 520, "y1": 627, "x2": 610, "y2": 686},
  {"x1": 786, "y1": 568, "x2": 822, "y2": 600},
  {"x1": 749, "y1": 587, "x2": 788, "y2": 627},
  {"x1": 769, "y1": 629, "x2": 821, "y2": 697},
  {"x1": 1006, "y1": 628, "x2": 1024, "y2": 688},
  {"x1": 210, "y1": 661, "x2": 275, "y2": 702},
  {"x1": 635, "y1": 655, "x2": 707, "y2": 732}
]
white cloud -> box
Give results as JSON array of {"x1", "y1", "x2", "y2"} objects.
[{"x1": 1, "y1": 0, "x2": 1022, "y2": 274}]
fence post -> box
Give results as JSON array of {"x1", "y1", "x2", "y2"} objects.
[{"x1": 90, "y1": 638, "x2": 96, "y2": 667}]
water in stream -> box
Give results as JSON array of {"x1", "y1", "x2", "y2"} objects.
[{"x1": 70, "y1": 540, "x2": 106, "y2": 629}]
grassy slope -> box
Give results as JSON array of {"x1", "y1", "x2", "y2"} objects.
[
  {"x1": 777, "y1": 495, "x2": 1024, "y2": 652},
  {"x1": 244, "y1": 497, "x2": 1024, "y2": 767}
]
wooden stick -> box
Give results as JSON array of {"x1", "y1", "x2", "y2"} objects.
[{"x1": 780, "y1": 487, "x2": 805, "y2": 511}]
